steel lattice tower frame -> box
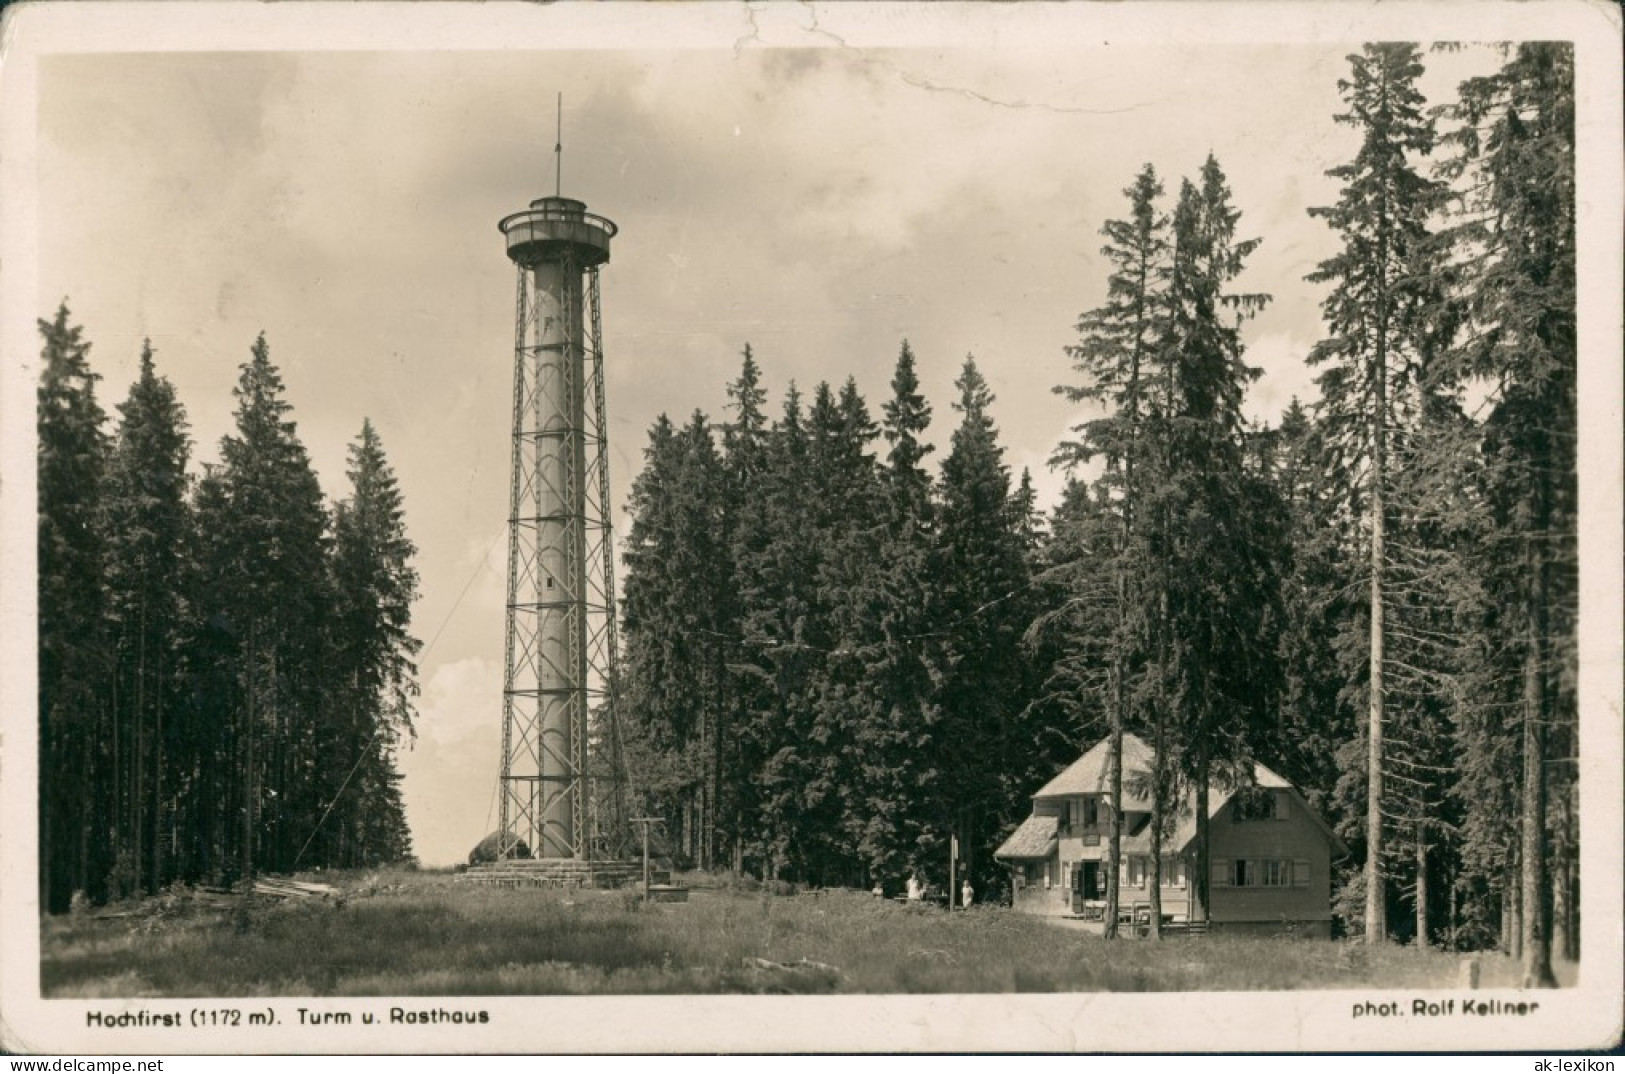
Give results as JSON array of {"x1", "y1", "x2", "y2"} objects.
[{"x1": 496, "y1": 195, "x2": 629, "y2": 862}]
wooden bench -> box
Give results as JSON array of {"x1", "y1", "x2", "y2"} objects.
[{"x1": 1161, "y1": 918, "x2": 1210, "y2": 937}]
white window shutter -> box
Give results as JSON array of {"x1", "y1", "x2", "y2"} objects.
[
  {"x1": 1212, "y1": 858, "x2": 1229, "y2": 887},
  {"x1": 1293, "y1": 859, "x2": 1310, "y2": 887}
]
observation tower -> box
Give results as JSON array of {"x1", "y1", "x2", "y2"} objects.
[{"x1": 489, "y1": 130, "x2": 631, "y2": 880}]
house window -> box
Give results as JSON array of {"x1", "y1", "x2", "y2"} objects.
[
  {"x1": 1232, "y1": 789, "x2": 1281, "y2": 822},
  {"x1": 1081, "y1": 797, "x2": 1099, "y2": 828},
  {"x1": 1294, "y1": 859, "x2": 1310, "y2": 888},
  {"x1": 1161, "y1": 858, "x2": 1187, "y2": 888},
  {"x1": 1126, "y1": 856, "x2": 1146, "y2": 886},
  {"x1": 1221, "y1": 858, "x2": 1296, "y2": 887}
]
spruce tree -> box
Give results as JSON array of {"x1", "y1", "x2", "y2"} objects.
[
  {"x1": 184, "y1": 464, "x2": 241, "y2": 881},
  {"x1": 1267, "y1": 399, "x2": 1356, "y2": 818},
  {"x1": 719, "y1": 346, "x2": 770, "y2": 872},
  {"x1": 620, "y1": 411, "x2": 730, "y2": 865},
  {"x1": 740, "y1": 384, "x2": 820, "y2": 879},
  {"x1": 1380, "y1": 398, "x2": 1485, "y2": 945},
  {"x1": 201, "y1": 334, "x2": 332, "y2": 878},
  {"x1": 1437, "y1": 43, "x2": 1575, "y2": 985},
  {"x1": 37, "y1": 303, "x2": 111, "y2": 910},
  {"x1": 852, "y1": 343, "x2": 945, "y2": 887},
  {"x1": 1158, "y1": 158, "x2": 1276, "y2": 923},
  {"x1": 1306, "y1": 42, "x2": 1446, "y2": 945},
  {"x1": 1054, "y1": 162, "x2": 1171, "y2": 935},
  {"x1": 104, "y1": 341, "x2": 192, "y2": 894},
  {"x1": 325, "y1": 419, "x2": 421, "y2": 866},
  {"x1": 936, "y1": 357, "x2": 1032, "y2": 895},
  {"x1": 801, "y1": 379, "x2": 882, "y2": 882},
  {"x1": 620, "y1": 415, "x2": 689, "y2": 823}
]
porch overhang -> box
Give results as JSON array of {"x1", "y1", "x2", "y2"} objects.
[{"x1": 994, "y1": 814, "x2": 1059, "y2": 861}]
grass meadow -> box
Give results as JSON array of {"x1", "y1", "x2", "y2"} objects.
[{"x1": 42, "y1": 869, "x2": 1538, "y2": 997}]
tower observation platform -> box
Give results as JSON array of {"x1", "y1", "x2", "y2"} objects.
[{"x1": 499, "y1": 196, "x2": 616, "y2": 268}]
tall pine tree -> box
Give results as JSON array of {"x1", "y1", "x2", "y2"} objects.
[
  {"x1": 620, "y1": 411, "x2": 731, "y2": 865},
  {"x1": 324, "y1": 419, "x2": 421, "y2": 867},
  {"x1": 37, "y1": 303, "x2": 111, "y2": 911},
  {"x1": 104, "y1": 341, "x2": 192, "y2": 895},
  {"x1": 936, "y1": 357, "x2": 1033, "y2": 894},
  {"x1": 1157, "y1": 157, "x2": 1277, "y2": 923},
  {"x1": 1054, "y1": 162, "x2": 1171, "y2": 935},
  {"x1": 851, "y1": 343, "x2": 945, "y2": 887},
  {"x1": 196, "y1": 334, "x2": 332, "y2": 879},
  {"x1": 1438, "y1": 42, "x2": 1575, "y2": 986},
  {"x1": 1306, "y1": 42, "x2": 1447, "y2": 944}
]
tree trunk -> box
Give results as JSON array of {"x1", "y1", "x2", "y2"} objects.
[
  {"x1": 1104, "y1": 705, "x2": 1123, "y2": 939},
  {"x1": 1552, "y1": 850, "x2": 1571, "y2": 966},
  {"x1": 76, "y1": 725, "x2": 91, "y2": 900},
  {"x1": 1193, "y1": 734, "x2": 1210, "y2": 924},
  {"x1": 134, "y1": 595, "x2": 148, "y2": 895},
  {"x1": 111, "y1": 661, "x2": 123, "y2": 899},
  {"x1": 242, "y1": 622, "x2": 257, "y2": 884},
  {"x1": 712, "y1": 674, "x2": 725, "y2": 876},
  {"x1": 1449, "y1": 872, "x2": 1459, "y2": 951},
  {"x1": 1147, "y1": 765, "x2": 1163, "y2": 941},
  {"x1": 1415, "y1": 820, "x2": 1428, "y2": 947},
  {"x1": 1506, "y1": 852, "x2": 1522, "y2": 960},
  {"x1": 1365, "y1": 406, "x2": 1387, "y2": 945},
  {"x1": 1520, "y1": 518, "x2": 1557, "y2": 987},
  {"x1": 1557, "y1": 790, "x2": 1579, "y2": 962},
  {"x1": 1365, "y1": 201, "x2": 1390, "y2": 947},
  {"x1": 151, "y1": 644, "x2": 164, "y2": 894}
]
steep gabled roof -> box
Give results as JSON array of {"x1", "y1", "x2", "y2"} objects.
[
  {"x1": 1021, "y1": 735, "x2": 1346, "y2": 859},
  {"x1": 1031, "y1": 733, "x2": 1156, "y2": 809},
  {"x1": 1166, "y1": 759, "x2": 1345, "y2": 858}
]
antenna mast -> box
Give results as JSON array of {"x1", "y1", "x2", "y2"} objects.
[{"x1": 554, "y1": 93, "x2": 563, "y2": 197}]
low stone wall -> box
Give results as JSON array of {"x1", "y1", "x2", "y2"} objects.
[{"x1": 459, "y1": 858, "x2": 641, "y2": 889}]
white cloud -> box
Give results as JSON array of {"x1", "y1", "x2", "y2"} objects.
[
  {"x1": 1244, "y1": 330, "x2": 1320, "y2": 427},
  {"x1": 398, "y1": 656, "x2": 503, "y2": 867}
]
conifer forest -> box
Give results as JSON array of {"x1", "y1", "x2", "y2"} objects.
[
  {"x1": 38, "y1": 321, "x2": 421, "y2": 910},
  {"x1": 611, "y1": 44, "x2": 1579, "y2": 981},
  {"x1": 38, "y1": 42, "x2": 1578, "y2": 990}
]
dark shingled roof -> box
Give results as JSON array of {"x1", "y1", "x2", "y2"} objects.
[{"x1": 994, "y1": 814, "x2": 1058, "y2": 861}]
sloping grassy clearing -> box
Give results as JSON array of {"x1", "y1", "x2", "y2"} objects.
[{"x1": 42, "y1": 869, "x2": 1531, "y2": 997}]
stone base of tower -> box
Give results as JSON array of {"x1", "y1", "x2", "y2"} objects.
[{"x1": 459, "y1": 858, "x2": 641, "y2": 889}]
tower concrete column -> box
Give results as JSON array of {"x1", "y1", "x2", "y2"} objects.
[{"x1": 496, "y1": 196, "x2": 620, "y2": 863}]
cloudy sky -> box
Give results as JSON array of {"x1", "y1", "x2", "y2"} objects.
[{"x1": 16, "y1": 5, "x2": 1570, "y2": 867}]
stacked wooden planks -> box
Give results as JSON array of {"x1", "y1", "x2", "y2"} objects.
[{"x1": 251, "y1": 877, "x2": 342, "y2": 902}]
